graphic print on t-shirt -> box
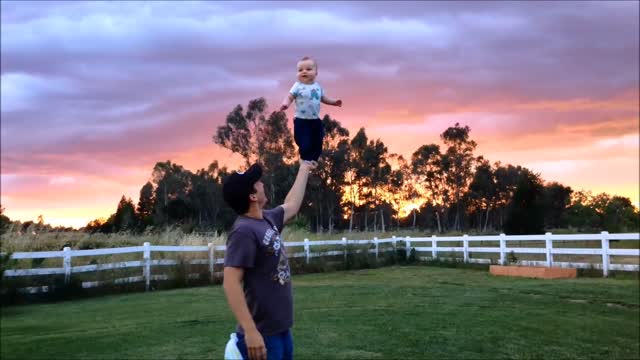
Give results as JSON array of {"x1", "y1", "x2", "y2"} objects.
[{"x1": 263, "y1": 223, "x2": 291, "y2": 285}]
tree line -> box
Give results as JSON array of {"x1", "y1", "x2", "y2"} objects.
[{"x1": 1, "y1": 98, "x2": 638, "y2": 235}]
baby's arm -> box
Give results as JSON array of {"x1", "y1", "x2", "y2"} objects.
[
  {"x1": 280, "y1": 94, "x2": 295, "y2": 112},
  {"x1": 321, "y1": 95, "x2": 342, "y2": 107}
]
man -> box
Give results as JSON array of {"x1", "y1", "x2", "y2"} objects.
[{"x1": 222, "y1": 160, "x2": 316, "y2": 360}]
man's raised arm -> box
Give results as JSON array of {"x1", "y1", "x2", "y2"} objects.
[{"x1": 281, "y1": 160, "x2": 316, "y2": 223}]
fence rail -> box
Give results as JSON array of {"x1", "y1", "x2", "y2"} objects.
[{"x1": 2, "y1": 232, "x2": 638, "y2": 293}]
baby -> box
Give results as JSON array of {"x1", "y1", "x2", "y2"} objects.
[{"x1": 280, "y1": 56, "x2": 342, "y2": 166}]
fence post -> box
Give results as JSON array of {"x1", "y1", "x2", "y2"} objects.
[
  {"x1": 499, "y1": 233, "x2": 506, "y2": 265},
  {"x1": 406, "y1": 236, "x2": 411, "y2": 260},
  {"x1": 143, "y1": 242, "x2": 151, "y2": 291},
  {"x1": 463, "y1": 234, "x2": 469, "y2": 263},
  {"x1": 342, "y1": 237, "x2": 347, "y2": 263},
  {"x1": 601, "y1": 231, "x2": 610, "y2": 277},
  {"x1": 392, "y1": 235, "x2": 397, "y2": 253},
  {"x1": 545, "y1": 232, "x2": 553, "y2": 267},
  {"x1": 304, "y1": 238, "x2": 310, "y2": 264},
  {"x1": 431, "y1": 235, "x2": 437, "y2": 259},
  {"x1": 63, "y1": 247, "x2": 71, "y2": 284},
  {"x1": 208, "y1": 243, "x2": 215, "y2": 282},
  {"x1": 373, "y1": 237, "x2": 379, "y2": 261}
]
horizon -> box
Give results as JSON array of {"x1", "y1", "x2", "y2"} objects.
[{"x1": 1, "y1": 1, "x2": 639, "y2": 229}]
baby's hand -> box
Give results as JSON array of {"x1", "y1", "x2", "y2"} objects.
[
  {"x1": 335, "y1": 99, "x2": 343, "y2": 107},
  {"x1": 279, "y1": 104, "x2": 288, "y2": 112}
]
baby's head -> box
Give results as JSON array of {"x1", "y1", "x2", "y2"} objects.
[{"x1": 296, "y1": 56, "x2": 317, "y2": 84}]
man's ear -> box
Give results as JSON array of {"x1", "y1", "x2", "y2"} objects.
[{"x1": 249, "y1": 194, "x2": 257, "y2": 201}]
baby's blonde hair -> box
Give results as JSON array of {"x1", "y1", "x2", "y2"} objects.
[{"x1": 298, "y1": 56, "x2": 317, "y2": 72}]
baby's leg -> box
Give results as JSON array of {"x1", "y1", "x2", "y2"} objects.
[
  {"x1": 310, "y1": 118, "x2": 325, "y2": 163},
  {"x1": 294, "y1": 118, "x2": 314, "y2": 161}
]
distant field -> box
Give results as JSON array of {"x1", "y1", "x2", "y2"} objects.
[
  {"x1": 6, "y1": 228, "x2": 637, "y2": 253},
  {"x1": 2, "y1": 266, "x2": 638, "y2": 359}
]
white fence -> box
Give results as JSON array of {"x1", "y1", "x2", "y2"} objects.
[{"x1": 2, "y1": 232, "x2": 638, "y2": 293}]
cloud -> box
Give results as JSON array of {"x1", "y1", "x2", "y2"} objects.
[
  {"x1": 49, "y1": 176, "x2": 76, "y2": 185},
  {"x1": 595, "y1": 134, "x2": 640, "y2": 150}
]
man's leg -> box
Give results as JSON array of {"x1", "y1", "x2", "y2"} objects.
[
  {"x1": 282, "y1": 330, "x2": 294, "y2": 360},
  {"x1": 263, "y1": 333, "x2": 285, "y2": 360}
]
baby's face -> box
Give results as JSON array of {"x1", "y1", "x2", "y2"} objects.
[{"x1": 297, "y1": 60, "x2": 317, "y2": 84}]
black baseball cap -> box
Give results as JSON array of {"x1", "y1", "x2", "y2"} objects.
[{"x1": 223, "y1": 163, "x2": 263, "y2": 214}]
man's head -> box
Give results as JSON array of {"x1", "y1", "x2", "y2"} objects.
[
  {"x1": 222, "y1": 163, "x2": 267, "y2": 215},
  {"x1": 297, "y1": 56, "x2": 317, "y2": 84}
]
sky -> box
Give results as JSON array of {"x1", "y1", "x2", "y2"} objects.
[{"x1": 1, "y1": 1, "x2": 639, "y2": 229}]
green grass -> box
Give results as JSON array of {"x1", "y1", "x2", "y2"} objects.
[{"x1": 2, "y1": 266, "x2": 639, "y2": 359}]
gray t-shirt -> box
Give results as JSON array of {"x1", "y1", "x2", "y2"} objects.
[{"x1": 224, "y1": 206, "x2": 292, "y2": 336}]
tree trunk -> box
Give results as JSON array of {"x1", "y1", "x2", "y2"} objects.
[
  {"x1": 412, "y1": 209, "x2": 416, "y2": 229},
  {"x1": 212, "y1": 208, "x2": 218, "y2": 229},
  {"x1": 483, "y1": 207, "x2": 491, "y2": 232},
  {"x1": 329, "y1": 210, "x2": 334, "y2": 233},
  {"x1": 373, "y1": 208, "x2": 377, "y2": 232},
  {"x1": 164, "y1": 186, "x2": 168, "y2": 225},
  {"x1": 380, "y1": 208, "x2": 385, "y2": 233},
  {"x1": 435, "y1": 211, "x2": 442, "y2": 233},
  {"x1": 349, "y1": 204, "x2": 354, "y2": 233},
  {"x1": 454, "y1": 208, "x2": 460, "y2": 232},
  {"x1": 364, "y1": 210, "x2": 368, "y2": 232}
]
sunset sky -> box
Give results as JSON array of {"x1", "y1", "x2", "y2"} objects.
[{"x1": 1, "y1": 1, "x2": 639, "y2": 229}]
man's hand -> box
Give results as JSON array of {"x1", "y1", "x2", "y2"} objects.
[
  {"x1": 245, "y1": 328, "x2": 267, "y2": 360},
  {"x1": 299, "y1": 159, "x2": 318, "y2": 170},
  {"x1": 279, "y1": 104, "x2": 288, "y2": 112},
  {"x1": 335, "y1": 99, "x2": 343, "y2": 107}
]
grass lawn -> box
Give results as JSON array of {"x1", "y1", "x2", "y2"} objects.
[{"x1": 1, "y1": 266, "x2": 639, "y2": 359}]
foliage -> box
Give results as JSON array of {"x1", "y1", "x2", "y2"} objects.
[{"x1": 5, "y1": 98, "x2": 637, "y2": 237}]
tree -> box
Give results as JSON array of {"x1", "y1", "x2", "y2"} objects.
[
  {"x1": 113, "y1": 196, "x2": 137, "y2": 232},
  {"x1": 305, "y1": 115, "x2": 350, "y2": 232},
  {"x1": 151, "y1": 161, "x2": 192, "y2": 227},
  {"x1": 344, "y1": 128, "x2": 369, "y2": 232},
  {"x1": 467, "y1": 157, "x2": 496, "y2": 232},
  {"x1": 137, "y1": 182, "x2": 155, "y2": 229},
  {"x1": 361, "y1": 138, "x2": 391, "y2": 232},
  {"x1": 342, "y1": 128, "x2": 392, "y2": 232},
  {"x1": 440, "y1": 123, "x2": 477, "y2": 231},
  {"x1": 213, "y1": 98, "x2": 296, "y2": 166},
  {"x1": 0, "y1": 207, "x2": 11, "y2": 234},
  {"x1": 493, "y1": 162, "x2": 527, "y2": 230},
  {"x1": 567, "y1": 190, "x2": 600, "y2": 231},
  {"x1": 386, "y1": 154, "x2": 414, "y2": 230},
  {"x1": 84, "y1": 215, "x2": 115, "y2": 233},
  {"x1": 541, "y1": 182, "x2": 572, "y2": 229},
  {"x1": 412, "y1": 144, "x2": 446, "y2": 232},
  {"x1": 504, "y1": 170, "x2": 545, "y2": 234},
  {"x1": 213, "y1": 98, "x2": 297, "y2": 207},
  {"x1": 603, "y1": 196, "x2": 639, "y2": 232},
  {"x1": 188, "y1": 161, "x2": 234, "y2": 231}
]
